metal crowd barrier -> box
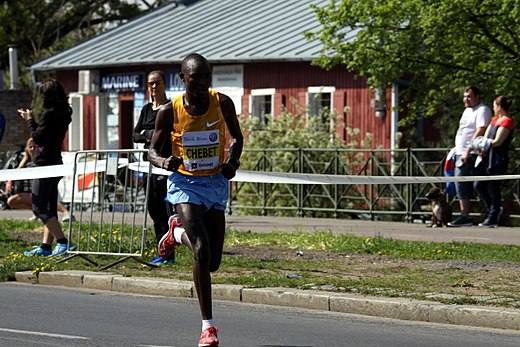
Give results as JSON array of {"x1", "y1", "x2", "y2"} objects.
[
  {"x1": 63, "y1": 149, "x2": 153, "y2": 269},
  {"x1": 231, "y1": 147, "x2": 520, "y2": 224}
]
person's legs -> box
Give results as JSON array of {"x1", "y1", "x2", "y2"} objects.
[
  {"x1": 203, "y1": 208, "x2": 225, "y2": 273},
  {"x1": 57, "y1": 199, "x2": 74, "y2": 219},
  {"x1": 31, "y1": 177, "x2": 68, "y2": 255},
  {"x1": 163, "y1": 172, "x2": 228, "y2": 346},
  {"x1": 479, "y1": 179, "x2": 503, "y2": 227},
  {"x1": 177, "y1": 203, "x2": 213, "y2": 320},
  {"x1": 449, "y1": 155, "x2": 475, "y2": 227},
  {"x1": 42, "y1": 226, "x2": 54, "y2": 245},
  {"x1": 475, "y1": 180, "x2": 491, "y2": 212},
  {"x1": 57, "y1": 202, "x2": 67, "y2": 213},
  {"x1": 176, "y1": 203, "x2": 222, "y2": 346},
  {"x1": 7, "y1": 193, "x2": 32, "y2": 209},
  {"x1": 459, "y1": 198, "x2": 471, "y2": 215},
  {"x1": 148, "y1": 174, "x2": 170, "y2": 243},
  {"x1": 147, "y1": 174, "x2": 175, "y2": 265}
]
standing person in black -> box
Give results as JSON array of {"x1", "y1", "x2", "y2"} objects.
[
  {"x1": 18, "y1": 80, "x2": 73, "y2": 257},
  {"x1": 134, "y1": 70, "x2": 175, "y2": 266},
  {"x1": 474, "y1": 95, "x2": 516, "y2": 227}
]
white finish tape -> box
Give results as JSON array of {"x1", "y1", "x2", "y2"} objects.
[
  {"x1": 127, "y1": 161, "x2": 520, "y2": 185},
  {"x1": 1, "y1": 159, "x2": 517, "y2": 185},
  {"x1": 0, "y1": 161, "x2": 109, "y2": 181}
]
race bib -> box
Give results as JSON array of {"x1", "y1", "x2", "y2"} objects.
[{"x1": 181, "y1": 130, "x2": 220, "y2": 171}]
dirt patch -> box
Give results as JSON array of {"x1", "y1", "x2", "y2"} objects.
[
  {"x1": 9, "y1": 229, "x2": 45, "y2": 243},
  {"x1": 223, "y1": 244, "x2": 520, "y2": 307}
]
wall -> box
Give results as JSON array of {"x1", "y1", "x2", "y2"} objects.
[
  {"x1": 242, "y1": 62, "x2": 392, "y2": 149},
  {"x1": 0, "y1": 90, "x2": 32, "y2": 152},
  {"x1": 56, "y1": 62, "x2": 394, "y2": 149}
]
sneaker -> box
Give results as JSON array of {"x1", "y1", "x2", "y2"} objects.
[
  {"x1": 447, "y1": 215, "x2": 473, "y2": 227},
  {"x1": 478, "y1": 217, "x2": 498, "y2": 228},
  {"x1": 50, "y1": 243, "x2": 76, "y2": 257},
  {"x1": 158, "y1": 215, "x2": 182, "y2": 259},
  {"x1": 148, "y1": 255, "x2": 175, "y2": 267},
  {"x1": 199, "y1": 326, "x2": 219, "y2": 347},
  {"x1": 23, "y1": 246, "x2": 51, "y2": 257},
  {"x1": 28, "y1": 215, "x2": 38, "y2": 221}
]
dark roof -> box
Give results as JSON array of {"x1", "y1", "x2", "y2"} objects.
[{"x1": 32, "y1": 0, "x2": 355, "y2": 71}]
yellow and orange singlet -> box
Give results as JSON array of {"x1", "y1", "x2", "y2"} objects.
[{"x1": 170, "y1": 89, "x2": 226, "y2": 176}]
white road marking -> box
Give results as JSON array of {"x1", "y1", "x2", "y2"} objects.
[{"x1": 0, "y1": 327, "x2": 90, "y2": 340}]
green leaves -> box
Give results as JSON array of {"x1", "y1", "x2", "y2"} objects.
[
  {"x1": 0, "y1": 0, "x2": 163, "y2": 89},
  {"x1": 309, "y1": 0, "x2": 520, "y2": 129}
]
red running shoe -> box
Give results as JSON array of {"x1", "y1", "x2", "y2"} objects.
[
  {"x1": 158, "y1": 215, "x2": 182, "y2": 258},
  {"x1": 198, "y1": 326, "x2": 219, "y2": 347}
]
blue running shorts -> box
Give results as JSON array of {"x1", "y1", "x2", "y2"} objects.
[{"x1": 166, "y1": 171, "x2": 229, "y2": 211}]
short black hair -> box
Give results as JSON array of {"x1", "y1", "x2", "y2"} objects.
[{"x1": 181, "y1": 53, "x2": 210, "y2": 70}]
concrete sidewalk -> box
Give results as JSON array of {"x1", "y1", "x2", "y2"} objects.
[
  {"x1": 6, "y1": 209, "x2": 520, "y2": 331},
  {"x1": 226, "y1": 215, "x2": 520, "y2": 245}
]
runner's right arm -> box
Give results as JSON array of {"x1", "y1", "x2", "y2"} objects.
[{"x1": 149, "y1": 103, "x2": 182, "y2": 171}]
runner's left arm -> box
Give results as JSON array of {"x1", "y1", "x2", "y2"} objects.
[{"x1": 219, "y1": 94, "x2": 243, "y2": 179}]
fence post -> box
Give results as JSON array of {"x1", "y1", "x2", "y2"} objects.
[
  {"x1": 334, "y1": 149, "x2": 339, "y2": 218},
  {"x1": 406, "y1": 147, "x2": 412, "y2": 223},
  {"x1": 261, "y1": 148, "x2": 267, "y2": 216},
  {"x1": 297, "y1": 148, "x2": 303, "y2": 217},
  {"x1": 370, "y1": 150, "x2": 375, "y2": 221}
]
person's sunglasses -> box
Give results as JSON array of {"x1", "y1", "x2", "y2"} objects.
[{"x1": 147, "y1": 80, "x2": 164, "y2": 87}]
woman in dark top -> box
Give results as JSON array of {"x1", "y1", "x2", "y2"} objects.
[
  {"x1": 18, "y1": 80, "x2": 73, "y2": 256},
  {"x1": 133, "y1": 70, "x2": 174, "y2": 266},
  {"x1": 475, "y1": 95, "x2": 516, "y2": 227}
]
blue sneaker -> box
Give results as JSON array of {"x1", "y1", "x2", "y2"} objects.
[
  {"x1": 23, "y1": 246, "x2": 52, "y2": 257},
  {"x1": 148, "y1": 255, "x2": 175, "y2": 267},
  {"x1": 50, "y1": 243, "x2": 75, "y2": 257}
]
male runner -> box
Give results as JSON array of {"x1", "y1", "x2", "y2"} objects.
[{"x1": 149, "y1": 53, "x2": 243, "y2": 347}]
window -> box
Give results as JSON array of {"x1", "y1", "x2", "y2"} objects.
[
  {"x1": 250, "y1": 88, "x2": 275, "y2": 124},
  {"x1": 307, "y1": 86, "x2": 335, "y2": 127}
]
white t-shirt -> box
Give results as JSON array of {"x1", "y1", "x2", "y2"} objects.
[{"x1": 454, "y1": 103, "x2": 491, "y2": 155}]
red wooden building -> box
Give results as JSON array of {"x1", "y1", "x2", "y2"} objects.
[{"x1": 32, "y1": 0, "x2": 398, "y2": 152}]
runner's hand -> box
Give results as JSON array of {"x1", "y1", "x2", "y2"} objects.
[
  {"x1": 162, "y1": 156, "x2": 183, "y2": 171},
  {"x1": 221, "y1": 162, "x2": 237, "y2": 180}
]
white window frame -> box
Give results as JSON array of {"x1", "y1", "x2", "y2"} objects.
[
  {"x1": 306, "y1": 86, "x2": 335, "y2": 128},
  {"x1": 68, "y1": 93, "x2": 84, "y2": 151},
  {"x1": 249, "y1": 88, "x2": 275, "y2": 124}
]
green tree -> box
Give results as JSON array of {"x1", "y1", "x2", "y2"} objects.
[
  {"x1": 0, "y1": 0, "x2": 166, "y2": 88},
  {"x1": 308, "y1": 0, "x2": 520, "y2": 145},
  {"x1": 236, "y1": 109, "x2": 376, "y2": 217}
]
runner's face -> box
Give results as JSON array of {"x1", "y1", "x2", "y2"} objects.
[
  {"x1": 181, "y1": 60, "x2": 211, "y2": 96},
  {"x1": 147, "y1": 73, "x2": 165, "y2": 100}
]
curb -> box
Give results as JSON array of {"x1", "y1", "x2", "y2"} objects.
[{"x1": 15, "y1": 270, "x2": 520, "y2": 331}]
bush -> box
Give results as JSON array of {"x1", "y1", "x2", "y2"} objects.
[{"x1": 235, "y1": 108, "x2": 374, "y2": 217}]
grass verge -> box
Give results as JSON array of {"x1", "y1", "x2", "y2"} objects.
[{"x1": 1, "y1": 220, "x2": 519, "y2": 308}]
